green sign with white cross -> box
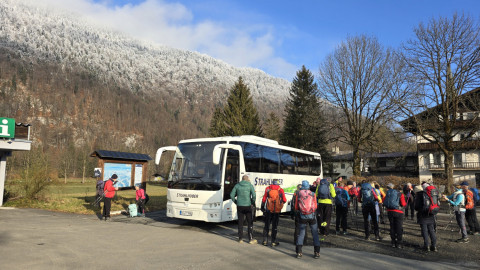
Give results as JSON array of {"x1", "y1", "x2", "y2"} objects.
[{"x1": 0, "y1": 118, "x2": 15, "y2": 139}]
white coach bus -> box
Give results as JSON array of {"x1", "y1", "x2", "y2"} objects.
[{"x1": 155, "y1": 135, "x2": 323, "y2": 222}]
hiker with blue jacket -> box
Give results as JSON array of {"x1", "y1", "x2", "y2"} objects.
[
  {"x1": 230, "y1": 175, "x2": 257, "y2": 244},
  {"x1": 316, "y1": 178, "x2": 336, "y2": 236},
  {"x1": 384, "y1": 183, "x2": 406, "y2": 249},
  {"x1": 359, "y1": 181, "x2": 381, "y2": 241},
  {"x1": 443, "y1": 184, "x2": 469, "y2": 243},
  {"x1": 335, "y1": 182, "x2": 350, "y2": 235},
  {"x1": 294, "y1": 180, "x2": 320, "y2": 259}
]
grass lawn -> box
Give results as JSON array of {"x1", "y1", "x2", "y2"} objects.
[{"x1": 4, "y1": 178, "x2": 167, "y2": 215}]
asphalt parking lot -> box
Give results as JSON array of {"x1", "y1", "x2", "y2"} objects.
[{"x1": 0, "y1": 207, "x2": 472, "y2": 270}]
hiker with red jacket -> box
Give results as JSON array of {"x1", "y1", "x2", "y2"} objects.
[
  {"x1": 261, "y1": 179, "x2": 287, "y2": 246},
  {"x1": 103, "y1": 174, "x2": 119, "y2": 221},
  {"x1": 384, "y1": 183, "x2": 406, "y2": 249},
  {"x1": 414, "y1": 184, "x2": 438, "y2": 252},
  {"x1": 294, "y1": 180, "x2": 320, "y2": 259}
]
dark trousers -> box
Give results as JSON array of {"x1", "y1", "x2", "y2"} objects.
[
  {"x1": 465, "y1": 208, "x2": 480, "y2": 233},
  {"x1": 362, "y1": 205, "x2": 379, "y2": 237},
  {"x1": 294, "y1": 215, "x2": 308, "y2": 245},
  {"x1": 335, "y1": 205, "x2": 348, "y2": 232},
  {"x1": 420, "y1": 223, "x2": 437, "y2": 247},
  {"x1": 352, "y1": 197, "x2": 358, "y2": 215},
  {"x1": 263, "y1": 211, "x2": 280, "y2": 243},
  {"x1": 103, "y1": 197, "x2": 112, "y2": 218},
  {"x1": 136, "y1": 199, "x2": 145, "y2": 214},
  {"x1": 387, "y1": 211, "x2": 403, "y2": 245},
  {"x1": 237, "y1": 206, "x2": 254, "y2": 241},
  {"x1": 317, "y1": 203, "x2": 333, "y2": 235},
  {"x1": 405, "y1": 199, "x2": 415, "y2": 219},
  {"x1": 297, "y1": 218, "x2": 320, "y2": 247},
  {"x1": 378, "y1": 203, "x2": 384, "y2": 222}
]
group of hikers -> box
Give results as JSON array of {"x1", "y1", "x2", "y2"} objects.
[
  {"x1": 95, "y1": 174, "x2": 149, "y2": 220},
  {"x1": 230, "y1": 175, "x2": 480, "y2": 259}
]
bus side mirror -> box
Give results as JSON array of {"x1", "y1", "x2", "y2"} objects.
[{"x1": 155, "y1": 146, "x2": 177, "y2": 165}]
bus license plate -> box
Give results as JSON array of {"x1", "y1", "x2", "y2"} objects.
[{"x1": 180, "y1": 210, "x2": 193, "y2": 216}]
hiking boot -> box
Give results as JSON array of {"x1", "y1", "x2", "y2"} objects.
[
  {"x1": 262, "y1": 240, "x2": 268, "y2": 246},
  {"x1": 249, "y1": 239, "x2": 257, "y2": 244},
  {"x1": 296, "y1": 253, "x2": 302, "y2": 259},
  {"x1": 396, "y1": 244, "x2": 403, "y2": 249},
  {"x1": 238, "y1": 239, "x2": 243, "y2": 243},
  {"x1": 314, "y1": 252, "x2": 320, "y2": 259},
  {"x1": 430, "y1": 246, "x2": 438, "y2": 252},
  {"x1": 335, "y1": 230, "x2": 340, "y2": 235},
  {"x1": 271, "y1": 242, "x2": 279, "y2": 247},
  {"x1": 364, "y1": 236, "x2": 370, "y2": 241},
  {"x1": 422, "y1": 246, "x2": 429, "y2": 252},
  {"x1": 456, "y1": 238, "x2": 469, "y2": 243},
  {"x1": 391, "y1": 243, "x2": 396, "y2": 248},
  {"x1": 375, "y1": 236, "x2": 382, "y2": 241},
  {"x1": 342, "y1": 231, "x2": 348, "y2": 235},
  {"x1": 474, "y1": 232, "x2": 480, "y2": 236}
]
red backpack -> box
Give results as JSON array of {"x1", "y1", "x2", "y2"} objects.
[
  {"x1": 296, "y1": 190, "x2": 317, "y2": 216},
  {"x1": 465, "y1": 190, "x2": 475, "y2": 210},
  {"x1": 267, "y1": 189, "x2": 284, "y2": 213},
  {"x1": 423, "y1": 185, "x2": 440, "y2": 215}
]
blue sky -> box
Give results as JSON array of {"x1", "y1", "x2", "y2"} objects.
[{"x1": 42, "y1": 0, "x2": 479, "y2": 80}]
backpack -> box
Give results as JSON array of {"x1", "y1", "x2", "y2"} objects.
[
  {"x1": 423, "y1": 185, "x2": 440, "y2": 215},
  {"x1": 296, "y1": 190, "x2": 317, "y2": 219},
  {"x1": 96, "y1": 180, "x2": 105, "y2": 195},
  {"x1": 360, "y1": 183, "x2": 375, "y2": 206},
  {"x1": 469, "y1": 187, "x2": 480, "y2": 204},
  {"x1": 348, "y1": 187, "x2": 358, "y2": 197},
  {"x1": 384, "y1": 189, "x2": 400, "y2": 210},
  {"x1": 465, "y1": 189, "x2": 475, "y2": 210},
  {"x1": 335, "y1": 188, "x2": 348, "y2": 207},
  {"x1": 317, "y1": 179, "x2": 331, "y2": 200},
  {"x1": 267, "y1": 188, "x2": 284, "y2": 213}
]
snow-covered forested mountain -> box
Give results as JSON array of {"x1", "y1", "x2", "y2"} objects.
[
  {"x1": 0, "y1": 0, "x2": 290, "y2": 103},
  {"x1": 0, "y1": 0, "x2": 294, "y2": 177}
]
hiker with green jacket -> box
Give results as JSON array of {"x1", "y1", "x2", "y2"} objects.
[{"x1": 231, "y1": 175, "x2": 257, "y2": 244}]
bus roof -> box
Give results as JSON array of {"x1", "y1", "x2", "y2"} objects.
[{"x1": 178, "y1": 135, "x2": 321, "y2": 157}]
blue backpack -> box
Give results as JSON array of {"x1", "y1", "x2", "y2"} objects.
[
  {"x1": 335, "y1": 188, "x2": 348, "y2": 207},
  {"x1": 469, "y1": 188, "x2": 480, "y2": 203},
  {"x1": 361, "y1": 183, "x2": 375, "y2": 206},
  {"x1": 317, "y1": 179, "x2": 331, "y2": 199},
  {"x1": 384, "y1": 189, "x2": 400, "y2": 210}
]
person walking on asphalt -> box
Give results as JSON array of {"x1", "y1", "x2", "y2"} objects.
[
  {"x1": 384, "y1": 183, "x2": 406, "y2": 249},
  {"x1": 414, "y1": 185, "x2": 438, "y2": 252},
  {"x1": 316, "y1": 178, "x2": 336, "y2": 237},
  {"x1": 230, "y1": 175, "x2": 257, "y2": 244},
  {"x1": 291, "y1": 184, "x2": 308, "y2": 245},
  {"x1": 261, "y1": 179, "x2": 286, "y2": 246},
  {"x1": 334, "y1": 182, "x2": 350, "y2": 235},
  {"x1": 103, "y1": 174, "x2": 119, "y2": 221},
  {"x1": 403, "y1": 183, "x2": 415, "y2": 220},
  {"x1": 444, "y1": 184, "x2": 469, "y2": 243},
  {"x1": 294, "y1": 180, "x2": 321, "y2": 259}
]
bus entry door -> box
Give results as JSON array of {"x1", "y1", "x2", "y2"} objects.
[{"x1": 223, "y1": 149, "x2": 239, "y2": 201}]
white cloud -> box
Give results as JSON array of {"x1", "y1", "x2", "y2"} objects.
[{"x1": 25, "y1": 0, "x2": 295, "y2": 79}]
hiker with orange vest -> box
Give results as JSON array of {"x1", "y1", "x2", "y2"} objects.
[
  {"x1": 261, "y1": 179, "x2": 287, "y2": 246},
  {"x1": 461, "y1": 182, "x2": 480, "y2": 235}
]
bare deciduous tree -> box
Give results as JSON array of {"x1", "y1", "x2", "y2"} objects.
[
  {"x1": 318, "y1": 35, "x2": 409, "y2": 176},
  {"x1": 400, "y1": 13, "x2": 480, "y2": 192}
]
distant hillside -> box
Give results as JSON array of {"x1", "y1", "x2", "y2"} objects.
[{"x1": 0, "y1": 0, "x2": 292, "y2": 177}]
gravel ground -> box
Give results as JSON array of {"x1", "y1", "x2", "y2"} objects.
[{"x1": 263, "y1": 206, "x2": 480, "y2": 268}]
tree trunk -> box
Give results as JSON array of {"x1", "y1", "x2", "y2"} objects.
[
  {"x1": 353, "y1": 147, "x2": 362, "y2": 176},
  {"x1": 444, "y1": 151, "x2": 454, "y2": 194}
]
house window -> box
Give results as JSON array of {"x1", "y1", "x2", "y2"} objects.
[
  {"x1": 378, "y1": 160, "x2": 387, "y2": 167},
  {"x1": 454, "y1": 153, "x2": 463, "y2": 165},
  {"x1": 423, "y1": 155, "x2": 430, "y2": 166},
  {"x1": 433, "y1": 154, "x2": 442, "y2": 166},
  {"x1": 341, "y1": 163, "x2": 345, "y2": 169}
]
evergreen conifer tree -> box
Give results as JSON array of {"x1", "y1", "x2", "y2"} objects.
[
  {"x1": 280, "y1": 66, "x2": 329, "y2": 158},
  {"x1": 208, "y1": 77, "x2": 263, "y2": 137}
]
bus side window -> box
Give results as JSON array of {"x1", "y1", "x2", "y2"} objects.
[{"x1": 223, "y1": 150, "x2": 239, "y2": 201}]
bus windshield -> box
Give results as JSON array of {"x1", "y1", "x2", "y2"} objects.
[{"x1": 168, "y1": 141, "x2": 225, "y2": 191}]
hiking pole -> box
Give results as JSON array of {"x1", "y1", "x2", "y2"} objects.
[{"x1": 92, "y1": 190, "x2": 106, "y2": 207}]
